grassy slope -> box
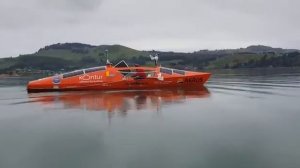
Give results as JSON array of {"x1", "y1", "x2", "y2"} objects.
[
  {"x1": 0, "y1": 58, "x2": 17, "y2": 69},
  {"x1": 35, "y1": 45, "x2": 146, "y2": 61},
  {"x1": 0, "y1": 44, "x2": 298, "y2": 72},
  {"x1": 206, "y1": 53, "x2": 279, "y2": 69},
  {"x1": 207, "y1": 54, "x2": 262, "y2": 69},
  {"x1": 0, "y1": 44, "x2": 148, "y2": 72}
]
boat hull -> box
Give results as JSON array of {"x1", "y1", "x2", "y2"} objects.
[{"x1": 27, "y1": 66, "x2": 211, "y2": 92}]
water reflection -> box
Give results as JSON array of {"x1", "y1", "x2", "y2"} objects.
[
  {"x1": 2, "y1": 69, "x2": 300, "y2": 168},
  {"x1": 27, "y1": 86, "x2": 210, "y2": 112}
]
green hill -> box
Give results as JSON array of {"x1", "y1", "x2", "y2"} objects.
[
  {"x1": 0, "y1": 43, "x2": 300, "y2": 75},
  {"x1": 0, "y1": 43, "x2": 149, "y2": 73},
  {"x1": 156, "y1": 45, "x2": 300, "y2": 69},
  {"x1": 36, "y1": 43, "x2": 146, "y2": 61}
]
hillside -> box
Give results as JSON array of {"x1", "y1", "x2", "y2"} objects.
[
  {"x1": 0, "y1": 43, "x2": 300, "y2": 74},
  {"x1": 0, "y1": 43, "x2": 148, "y2": 73},
  {"x1": 36, "y1": 43, "x2": 146, "y2": 61},
  {"x1": 156, "y1": 45, "x2": 300, "y2": 69}
]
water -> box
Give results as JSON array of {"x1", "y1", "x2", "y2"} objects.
[{"x1": 1, "y1": 68, "x2": 300, "y2": 168}]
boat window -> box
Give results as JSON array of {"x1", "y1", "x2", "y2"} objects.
[
  {"x1": 173, "y1": 69, "x2": 185, "y2": 75},
  {"x1": 160, "y1": 67, "x2": 173, "y2": 75},
  {"x1": 63, "y1": 70, "x2": 84, "y2": 78},
  {"x1": 84, "y1": 66, "x2": 106, "y2": 73}
]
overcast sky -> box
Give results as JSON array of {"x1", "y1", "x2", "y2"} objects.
[{"x1": 0, "y1": 0, "x2": 299, "y2": 57}]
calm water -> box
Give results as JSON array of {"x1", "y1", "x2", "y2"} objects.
[{"x1": 1, "y1": 68, "x2": 300, "y2": 168}]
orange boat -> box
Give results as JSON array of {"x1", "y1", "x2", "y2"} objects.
[{"x1": 27, "y1": 59, "x2": 211, "y2": 92}]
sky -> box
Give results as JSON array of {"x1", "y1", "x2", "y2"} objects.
[{"x1": 0, "y1": 0, "x2": 299, "y2": 57}]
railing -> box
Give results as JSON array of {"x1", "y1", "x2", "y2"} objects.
[
  {"x1": 62, "y1": 66, "x2": 106, "y2": 78},
  {"x1": 160, "y1": 67, "x2": 185, "y2": 75}
]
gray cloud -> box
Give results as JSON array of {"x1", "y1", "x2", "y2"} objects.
[
  {"x1": 0, "y1": 0, "x2": 299, "y2": 57},
  {"x1": 38, "y1": 0, "x2": 103, "y2": 11}
]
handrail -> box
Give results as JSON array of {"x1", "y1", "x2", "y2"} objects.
[
  {"x1": 114, "y1": 67, "x2": 158, "y2": 71},
  {"x1": 118, "y1": 71, "x2": 157, "y2": 74}
]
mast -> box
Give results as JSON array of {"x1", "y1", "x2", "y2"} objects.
[{"x1": 105, "y1": 49, "x2": 111, "y2": 64}]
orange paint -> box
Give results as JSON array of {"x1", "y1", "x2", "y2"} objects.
[{"x1": 27, "y1": 65, "x2": 211, "y2": 92}]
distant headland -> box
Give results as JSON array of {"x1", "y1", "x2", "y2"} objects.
[{"x1": 1, "y1": 43, "x2": 300, "y2": 76}]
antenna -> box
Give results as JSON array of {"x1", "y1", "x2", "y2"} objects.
[{"x1": 105, "y1": 49, "x2": 111, "y2": 64}]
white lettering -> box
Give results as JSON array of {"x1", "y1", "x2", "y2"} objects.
[{"x1": 79, "y1": 74, "x2": 103, "y2": 81}]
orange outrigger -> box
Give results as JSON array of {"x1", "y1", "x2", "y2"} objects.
[{"x1": 27, "y1": 60, "x2": 211, "y2": 92}]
